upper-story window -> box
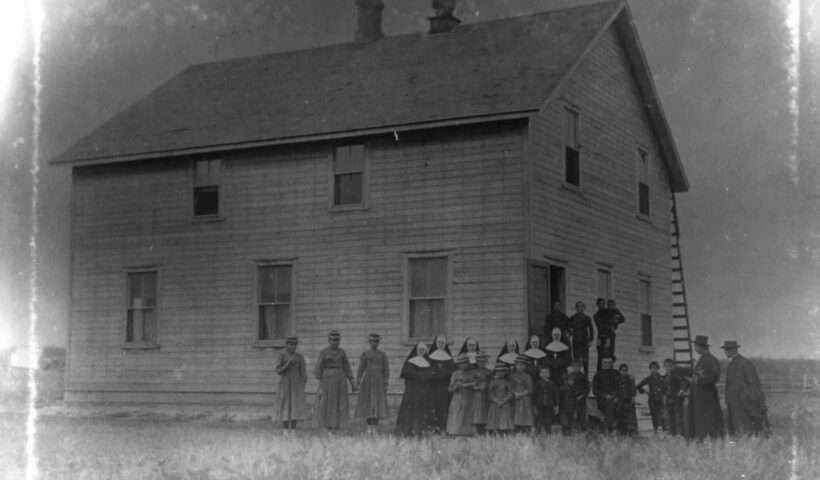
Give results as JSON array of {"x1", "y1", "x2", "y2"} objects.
[
  {"x1": 637, "y1": 148, "x2": 650, "y2": 216},
  {"x1": 563, "y1": 106, "x2": 581, "y2": 187},
  {"x1": 333, "y1": 144, "x2": 365, "y2": 207},
  {"x1": 126, "y1": 270, "x2": 158, "y2": 345},
  {"x1": 194, "y1": 159, "x2": 221, "y2": 216}
]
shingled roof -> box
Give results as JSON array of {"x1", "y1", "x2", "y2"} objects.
[{"x1": 51, "y1": 1, "x2": 688, "y2": 191}]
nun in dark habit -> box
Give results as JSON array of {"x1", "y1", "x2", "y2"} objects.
[
  {"x1": 544, "y1": 327, "x2": 571, "y2": 386},
  {"x1": 427, "y1": 334, "x2": 455, "y2": 433},
  {"x1": 395, "y1": 342, "x2": 434, "y2": 437}
]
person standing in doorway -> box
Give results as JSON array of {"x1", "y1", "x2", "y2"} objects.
[{"x1": 545, "y1": 301, "x2": 570, "y2": 344}]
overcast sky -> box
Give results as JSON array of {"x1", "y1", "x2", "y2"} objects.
[{"x1": 1, "y1": 0, "x2": 818, "y2": 358}]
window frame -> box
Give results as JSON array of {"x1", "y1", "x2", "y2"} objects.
[
  {"x1": 122, "y1": 267, "x2": 161, "y2": 350},
  {"x1": 329, "y1": 143, "x2": 369, "y2": 211},
  {"x1": 402, "y1": 252, "x2": 452, "y2": 344},
  {"x1": 562, "y1": 105, "x2": 582, "y2": 189},
  {"x1": 637, "y1": 147, "x2": 651, "y2": 218},
  {"x1": 595, "y1": 263, "x2": 613, "y2": 302},
  {"x1": 252, "y1": 259, "x2": 297, "y2": 348},
  {"x1": 192, "y1": 158, "x2": 223, "y2": 219},
  {"x1": 639, "y1": 277, "x2": 653, "y2": 347}
]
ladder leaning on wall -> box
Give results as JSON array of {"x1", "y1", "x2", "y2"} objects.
[{"x1": 670, "y1": 194, "x2": 695, "y2": 369}]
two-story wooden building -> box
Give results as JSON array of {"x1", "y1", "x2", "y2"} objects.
[{"x1": 53, "y1": 0, "x2": 689, "y2": 403}]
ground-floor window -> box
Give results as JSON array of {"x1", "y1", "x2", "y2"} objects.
[
  {"x1": 639, "y1": 278, "x2": 653, "y2": 346},
  {"x1": 257, "y1": 263, "x2": 293, "y2": 341},
  {"x1": 126, "y1": 270, "x2": 158, "y2": 344},
  {"x1": 406, "y1": 254, "x2": 449, "y2": 341}
]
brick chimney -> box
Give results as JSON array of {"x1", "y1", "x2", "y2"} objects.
[
  {"x1": 429, "y1": 0, "x2": 460, "y2": 34},
  {"x1": 355, "y1": 0, "x2": 385, "y2": 42}
]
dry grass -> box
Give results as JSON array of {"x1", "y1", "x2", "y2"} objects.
[{"x1": 0, "y1": 390, "x2": 818, "y2": 480}]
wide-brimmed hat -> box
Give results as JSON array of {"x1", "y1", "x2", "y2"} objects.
[
  {"x1": 690, "y1": 335, "x2": 709, "y2": 348},
  {"x1": 514, "y1": 355, "x2": 528, "y2": 365},
  {"x1": 455, "y1": 353, "x2": 469, "y2": 364},
  {"x1": 720, "y1": 340, "x2": 741, "y2": 350},
  {"x1": 328, "y1": 329, "x2": 341, "y2": 339},
  {"x1": 493, "y1": 363, "x2": 508, "y2": 373},
  {"x1": 368, "y1": 333, "x2": 382, "y2": 341},
  {"x1": 285, "y1": 335, "x2": 299, "y2": 344}
]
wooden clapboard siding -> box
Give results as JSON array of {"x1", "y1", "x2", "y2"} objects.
[
  {"x1": 66, "y1": 123, "x2": 527, "y2": 401},
  {"x1": 527, "y1": 26, "x2": 674, "y2": 381}
]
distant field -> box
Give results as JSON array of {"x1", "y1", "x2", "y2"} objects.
[{"x1": 0, "y1": 359, "x2": 818, "y2": 479}]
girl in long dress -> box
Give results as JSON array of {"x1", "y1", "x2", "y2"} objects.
[
  {"x1": 471, "y1": 351, "x2": 491, "y2": 435},
  {"x1": 427, "y1": 333, "x2": 455, "y2": 433},
  {"x1": 544, "y1": 327, "x2": 571, "y2": 386},
  {"x1": 395, "y1": 342, "x2": 434, "y2": 436},
  {"x1": 355, "y1": 333, "x2": 390, "y2": 433},
  {"x1": 486, "y1": 363, "x2": 515, "y2": 435},
  {"x1": 510, "y1": 355, "x2": 536, "y2": 433},
  {"x1": 496, "y1": 339, "x2": 520, "y2": 368},
  {"x1": 446, "y1": 353, "x2": 476, "y2": 436},
  {"x1": 314, "y1": 330, "x2": 358, "y2": 429},
  {"x1": 275, "y1": 335, "x2": 307, "y2": 430}
]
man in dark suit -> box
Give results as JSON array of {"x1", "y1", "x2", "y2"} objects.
[
  {"x1": 689, "y1": 335, "x2": 724, "y2": 439},
  {"x1": 722, "y1": 340, "x2": 767, "y2": 436}
]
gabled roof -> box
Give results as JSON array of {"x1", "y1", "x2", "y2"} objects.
[{"x1": 51, "y1": 0, "x2": 688, "y2": 191}]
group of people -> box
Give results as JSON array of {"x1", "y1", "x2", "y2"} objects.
[{"x1": 272, "y1": 305, "x2": 768, "y2": 439}]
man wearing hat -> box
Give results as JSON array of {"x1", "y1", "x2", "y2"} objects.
[
  {"x1": 689, "y1": 335, "x2": 724, "y2": 439},
  {"x1": 722, "y1": 340, "x2": 766, "y2": 436}
]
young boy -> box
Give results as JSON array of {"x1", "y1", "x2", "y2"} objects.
[
  {"x1": 636, "y1": 361, "x2": 665, "y2": 433},
  {"x1": 510, "y1": 356, "x2": 535, "y2": 434},
  {"x1": 616, "y1": 363, "x2": 638, "y2": 435},
  {"x1": 565, "y1": 360, "x2": 590, "y2": 431},
  {"x1": 534, "y1": 366, "x2": 560, "y2": 434},
  {"x1": 471, "y1": 352, "x2": 492, "y2": 435},
  {"x1": 662, "y1": 358, "x2": 690, "y2": 436}
]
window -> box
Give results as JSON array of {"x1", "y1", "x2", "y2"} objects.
[
  {"x1": 407, "y1": 256, "x2": 449, "y2": 340},
  {"x1": 257, "y1": 264, "x2": 293, "y2": 341},
  {"x1": 640, "y1": 279, "x2": 653, "y2": 346},
  {"x1": 596, "y1": 267, "x2": 612, "y2": 301},
  {"x1": 194, "y1": 159, "x2": 221, "y2": 216},
  {"x1": 333, "y1": 144, "x2": 365, "y2": 206},
  {"x1": 563, "y1": 107, "x2": 580, "y2": 187},
  {"x1": 637, "y1": 148, "x2": 650, "y2": 216},
  {"x1": 126, "y1": 271, "x2": 158, "y2": 344}
]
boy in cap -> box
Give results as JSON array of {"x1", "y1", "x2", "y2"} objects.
[
  {"x1": 662, "y1": 358, "x2": 689, "y2": 436},
  {"x1": 534, "y1": 366, "x2": 560, "y2": 434},
  {"x1": 616, "y1": 363, "x2": 638, "y2": 435},
  {"x1": 565, "y1": 360, "x2": 590, "y2": 431}
]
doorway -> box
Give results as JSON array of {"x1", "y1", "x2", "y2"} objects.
[{"x1": 528, "y1": 262, "x2": 566, "y2": 339}]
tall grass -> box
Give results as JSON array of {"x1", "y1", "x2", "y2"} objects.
[{"x1": 1, "y1": 390, "x2": 818, "y2": 479}]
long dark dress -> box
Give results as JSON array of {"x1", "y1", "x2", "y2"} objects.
[
  {"x1": 427, "y1": 351, "x2": 456, "y2": 433},
  {"x1": 314, "y1": 347, "x2": 354, "y2": 428},
  {"x1": 395, "y1": 358, "x2": 434, "y2": 436},
  {"x1": 690, "y1": 351, "x2": 724, "y2": 439},
  {"x1": 275, "y1": 351, "x2": 307, "y2": 422},
  {"x1": 355, "y1": 349, "x2": 389, "y2": 420}
]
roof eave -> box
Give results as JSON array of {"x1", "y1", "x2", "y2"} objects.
[
  {"x1": 51, "y1": 111, "x2": 536, "y2": 167},
  {"x1": 614, "y1": 3, "x2": 689, "y2": 193}
]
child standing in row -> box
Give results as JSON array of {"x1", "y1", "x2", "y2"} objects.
[
  {"x1": 560, "y1": 361, "x2": 590, "y2": 433},
  {"x1": 472, "y1": 352, "x2": 492, "y2": 435},
  {"x1": 447, "y1": 354, "x2": 475, "y2": 436},
  {"x1": 510, "y1": 356, "x2": 535, "y2": 433},
  {"x1": 637, "y1": 360, "x2": 665, "y2": 433},
  {"x1": 534, "y1": 367, "x2": 560, "y2": 434},
  {"x1": 354, "y1": 333, "x2": 389, "y2": 434},
  {"x1": 617, "y1": 363, "x2": 638, "y2": 435},
  {"x1": 486, "y1": 363, "x2": 515, "y2": 435}
]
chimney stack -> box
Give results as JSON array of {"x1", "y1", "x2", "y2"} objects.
[
  {"x1": 429, "y1": 0, "x2": 460, "y2": 34},
  {"x1": 355, "y1": 0, "x2": 385, "y2": 43}
]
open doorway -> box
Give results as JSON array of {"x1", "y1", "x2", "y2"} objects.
[{"x1": 528, "y1": 262, "x2": 566, "y2": 339}]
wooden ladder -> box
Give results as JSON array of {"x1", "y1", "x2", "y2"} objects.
[{"x1": 671, "y1": 194, "x2": 694, "y2": 368}]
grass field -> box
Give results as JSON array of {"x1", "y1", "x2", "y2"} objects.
[
  {"x1": 0, "y1": 390, "x2": 817, "y2": 479},
  {"x1": 1, "y1": 361, "x2": 819, "y2": 479}
]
